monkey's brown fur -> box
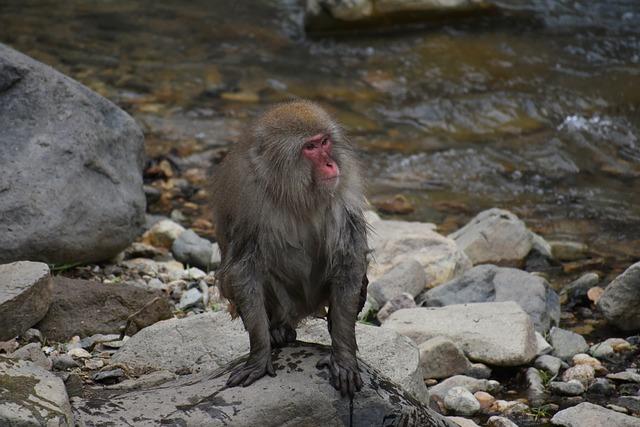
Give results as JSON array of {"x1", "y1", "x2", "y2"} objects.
[{"x1": 212, "y1": 100, "x2": 369, "y2": 396}]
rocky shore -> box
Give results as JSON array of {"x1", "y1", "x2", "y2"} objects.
[{"x1": 2, "y1": 19, "x2": 640, "y2": 427}]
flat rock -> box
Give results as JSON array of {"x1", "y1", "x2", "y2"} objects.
[
  {"x1": 36, "y1": 277, "x2": 172, "y2": 341},
  {"x1": 0, "y1": 261, "x2": 52, "y2": 341},
  {"x1": 549, "y1": 327, "x2": 589, "y2": 360},
  {"x1": 74, "y1": 344, "x2": 456, "y2": 427},
  {"x1": 10, "y1": 342, "x2": 52, "y2": 371},
  {"x1": 534, "y1": 355, "x2": 562, "y2": 376},
  {"x1": 421, "y1": 264, "x2": 560, "y2": 332},
  {"x1": 383, "y1": 302, "x2": 538, "y2": 366},
  {"x1": 597, "y1": 261, "x2": 640, "y2": 331},
  {"x1": 367, "y1": 217, "x2": 471, "y2": 288},
  {"x1": 369, "y1": 258, "x2": 426, "y2": 306},
  {"x1": 0, "y1": 356, "x2": 73, "y2": 426},
  {"x1": 550, "y1": 402, "x2": 640, "y2": 427},
  {"x1": 448, "y1": 208, "x2": 538, "y2": 265},
  {"x1": 0, "y1": 43, "x2": 145, "y2": 264}
]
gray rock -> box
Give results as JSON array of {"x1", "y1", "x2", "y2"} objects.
[
  {"x1": 607, "y1": 370, "x2": 640, "y2": 383},
  {"x1": 51, "y1": 354, "x2": 80, "y2": 371},
  {"x1": 74, "y1": 344, "x2": 456, "y2": 427},
  {"x1": 22, "y1": 328, "x2": 44, "y2": 343},
  {"x1": 550, "y1": 380, "x2": 585, "y2": 396},
  {"x1": 429, "y1": 375, "x2": 501, "y2": 401},
  {"x1": 419, "y1": 336, "x2": 472, "y2": 380},
  {"x1": 0, "y1": 356, "x2": 73, "y2": 426},
  {"x1": 210, "y1": 243, "x2": 222, "y2": 268},
  {"x1": 597, "y1": 262, "x2": 640, "y2": 331},
  {"x1": 615, "y1": 396, "x2": 640, "y2": 414},
  {"x1": 535, "y1": 331, "x2": 553, "y2": 355},
  {"x1": 465, "y1": 363, "x2": 491, "y2": 379},
  {"x1": 561, "y1": 272, "x2": 600, "y2": 305},
  {"x1": 448, "y1": 208, "x2": 537, "y2": 265},
  {"x1": 369, "y1": 259, "x2": 426, "y2": 306},
  {"x1": 367, "y1": 218, "x2": 471, "y2": 288},
  {"x1": 549, "y1": 327, "x2": 589, "y2": 360},
  {"x1": 444, "y1": 386, "x2": 480, "y2": 416},
  {"x1": 448, "y1": 417, "x2": 481, "y2": 427},
  {"x1": 36, "y1": 277, "x2": 172, "y2": 341},
  {"x1": 171, "y1": 229, "x2": 214, "y2": 271},
  {"x1": 587, "y1": 378, "x2": 615, "y2": 396},
  {"x1": 526, "y1": 367, "x2": 547, "y2": 407},
  {"x1": 112, "y1": 311, "x2": 247, "y2": 374},
  {"x1": 534, "y1": 355, "x2": 562, "y2": 376},
  {"x1": 551, "y1": 402, "x2": 639, "y2": 427},
  {"x1": 383, "y1": 302, "x2": 538, "y2": 366},
  {"x1": 113, "y1": 312, "x2": 429, "y2": 403},
  {"x1": 10, "y1": 342, "x2": 52, "y2": 370},
  {"x1": 377, "y1": 292, "x2": 416, "y2": 322},
  {"x1": 92, "y1": 368, "x2": 125, "y2": 383},
  {"x1": 421, "y1": 265, "x2": 560, "y2": 332},
  {"x1": 0, "y1": 261, "x2": 52, "y2": 341},
  {"x1": 487, "y1": 416, "x2": 519, "y2": 427},
  {"x1": 177, "y1": 287, "x2": 203, "y2": 310},
  {"x1": 0, "y1": 43, "x2": 145, "y2": 265}
]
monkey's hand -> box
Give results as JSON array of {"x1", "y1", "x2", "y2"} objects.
[
  {"x1": 227, "y1": 352, "x2": 275, "y2": 387},
  {"x1": 316, "y1": 352, "x2": 363, "y2": 397}
]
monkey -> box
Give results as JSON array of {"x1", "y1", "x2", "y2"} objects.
[{"x1": 211, "y1": 100, "x2": 369, "y2": 397}]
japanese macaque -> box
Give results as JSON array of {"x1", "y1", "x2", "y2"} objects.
[{"x1": 212, "y1": 100, "x2": 369, "y2": 397}]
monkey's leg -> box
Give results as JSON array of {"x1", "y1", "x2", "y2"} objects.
[
  {"x1": 316, "y1": 277, "x2": 364, "y2": 397},
  {"x1": 226, "y1": 267, "x2": 275, "y2": 387},
  {"x1": 270, "y1": 324, "x2": 297, "y2": 347}
]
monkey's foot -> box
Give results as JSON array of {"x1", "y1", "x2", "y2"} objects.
[
  {"x1": 227, "y1": 355, "x2": 275, "y2": 387},
  {"x1": 316, "y1": 354, "x2": 363, "y2": 397},
  {"x1": 270, "y1": 324, "x2": 296, "y2": 347}
]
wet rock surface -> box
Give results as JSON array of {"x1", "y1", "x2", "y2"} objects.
[
  {"x1": 0, "y1": 43, "x2": 145, "y2": 265},
  {"x1": 74, "y1": 344, "x2": 455, "y2": 427}
]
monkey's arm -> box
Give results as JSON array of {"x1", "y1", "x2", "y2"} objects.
[{"x1": 225, "y1": 250, "x2": 275, "y2": 387}]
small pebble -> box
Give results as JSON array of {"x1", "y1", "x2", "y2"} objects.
[
  {"x1": 444, "y1": 386, "x2": 480, "y2": 416},
  {"x1": 549, "y1": 380, "x2": 585, "y2": 396},
  {"x1": 68, "y1": 348, "x2": 92, "y2": 359},
  {"x1": 84, "y1": 359, "x2": 105, "y2": 370},
  {"x1": 562, "y1": 364, "x2": 595, "y2": 387},
  {"x1": 92, "y1": 368, "x2": 125, "y2": 384}
]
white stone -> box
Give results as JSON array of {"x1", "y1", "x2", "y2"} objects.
[{"x1": 383, "y1": 302, "x2": 537, "y2": 366}]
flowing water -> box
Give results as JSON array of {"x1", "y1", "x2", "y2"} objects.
[{"x1": 1, "y1": 0, "x2": 639, "y2": 266}]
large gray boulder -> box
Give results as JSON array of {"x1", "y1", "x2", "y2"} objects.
[
  {"x1": 420, "y1": 265, "x2": 560, "y2": 332},
  {"x1": 382, "y1": 302, "x2": 538, "y2": 366},
  {"x1": 0, "y1": 356, "x2": 73, "y2": 426},
  {"x1": 0, "y1": 43, "x2": 145, "y2": 264},
  {"x1": 112, "y1": 312, "x2": 430, "y2": 402},
  {"x1": 597, "y1": 261, "x2": 640, "y2": 331},
  {"x1": 74, "y1": 344, "x2": 455, "y2": 427},
  {"x1": 0, "y1": 261, "x2": 52, "y2": 341}
]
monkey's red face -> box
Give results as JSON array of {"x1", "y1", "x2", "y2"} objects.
[{"x1": 302, "y1": 133, "x2": 340, "y2": 183}]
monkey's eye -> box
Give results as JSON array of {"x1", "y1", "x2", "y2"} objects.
[
  {"x1": 321, "y1": 137, "x2": 329, "y2": 146},
  {"x1": 303, "y1": 143, "x2": 316, "y2": 151}
]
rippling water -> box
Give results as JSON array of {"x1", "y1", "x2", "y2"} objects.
[{"x1": 1, "y1": 0, "x2": 638, "y2": 262}]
